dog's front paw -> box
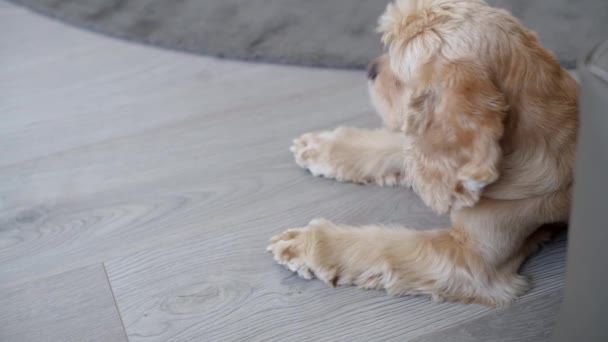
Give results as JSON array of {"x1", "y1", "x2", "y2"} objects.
[
  {"x1": 267, "y1": 219, "x2": 341, "y2": 285},
  {"x1": 290, "y1": 127, "x2": 406, "y2": 186},
  {"x1": 267, "y1": 219, "x2": 392, "y2": 290},
  {"x1": 290, "y1": 131, "x2": 338, "y2": 179}
]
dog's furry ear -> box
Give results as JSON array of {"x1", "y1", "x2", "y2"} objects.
[
  {"x1": 409, "y1": 63, "x2": 508, "y2": 213},
  {"x1": 379, "y1": 0, "x2": 508, "y2": 213},
  {"x1": 378, "y1": 0, "x2": 447, "y2": 81}
]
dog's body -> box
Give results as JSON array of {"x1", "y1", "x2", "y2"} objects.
[{"x1": 268, "y1": 0, "x2": 578, "y2": 305}]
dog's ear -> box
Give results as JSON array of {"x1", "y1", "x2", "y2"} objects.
[
  {"x1": 408, "y1": 63, "x2": 508, "y2": 214},
  {"x1": 378, "y1": 1, "x2": 508, "y2": 213}
]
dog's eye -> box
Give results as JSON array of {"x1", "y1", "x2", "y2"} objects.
[{"x1": 367, "y1": 61, "x2": 380, "y2": 81}]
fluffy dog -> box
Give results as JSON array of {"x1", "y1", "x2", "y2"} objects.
[{"x1": 267, "y1": 0, "x2": 578, "y2": 305}]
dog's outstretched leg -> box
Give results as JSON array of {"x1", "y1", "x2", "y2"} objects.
[
  {"x1": 268, "y1": 218, "x2": 527, "y2": 305},
  {"x1": 268, "y1": 191, "x2": 569, "y2": 305},
  {"x1": 290, "y1": 127, "x2": 411, "y2": 187}
]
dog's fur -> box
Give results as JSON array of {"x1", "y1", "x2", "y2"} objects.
[{"x1": 267, "y1": 0, "x2": 578, "y2": 305}]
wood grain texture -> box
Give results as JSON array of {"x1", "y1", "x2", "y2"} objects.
[
  {"x1": 1, "y1": 3, "x2": 568, "y2": 341},
  {"x1": 0, "y1": 264, "x2": 128, "y2": 342},
  {"x1": 411, "y1": 289, "x2": 563, "y2": 342}
]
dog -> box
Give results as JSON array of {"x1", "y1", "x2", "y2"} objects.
[{"x1": 267, "y1": 0, "x2": 578, "y2": 305}]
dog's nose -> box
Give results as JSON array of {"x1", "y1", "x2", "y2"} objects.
[{"x1": 367, "y1": 61, "x2": 379, "y2": 81}]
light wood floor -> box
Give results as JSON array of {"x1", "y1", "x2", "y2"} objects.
[{"x1": 1, "y1": 2, "x2": 567, "y2": 341}]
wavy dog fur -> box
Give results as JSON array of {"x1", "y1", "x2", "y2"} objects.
[{"x1": 268, "y1": 0, "x2": 578, "y2": 305}]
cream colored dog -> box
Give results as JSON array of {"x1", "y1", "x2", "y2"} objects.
[{"x1": 267, "y1": 0, "x2": 578, "y2": 305}]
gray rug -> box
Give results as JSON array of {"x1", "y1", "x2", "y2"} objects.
[{"x1": 9, "y1": 0, "x2": 608, "y2": 69}]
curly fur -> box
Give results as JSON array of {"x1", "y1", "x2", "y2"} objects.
[{"x1": 268, "y1": 0, "x2": 578, "y2": 305}]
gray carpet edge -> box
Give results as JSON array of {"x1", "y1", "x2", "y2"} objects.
[
  {"x1": 4, "y1": 0, "x2": 369, "y2": 70},
  {"x1": 5, "y1": 0, "x2": 584, "y2": 70}
]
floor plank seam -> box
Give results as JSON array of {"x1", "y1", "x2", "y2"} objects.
[{"x1": 103, "y1": 262, "x2": 131, "y2": 342}]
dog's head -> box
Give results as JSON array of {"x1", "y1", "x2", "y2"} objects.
[
  {"x1": 368, "y1": 0, "x2": 493, "y2": 130},
  {"x1": 367, "y1": 0, "x2": 509, "y2": 213}
]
